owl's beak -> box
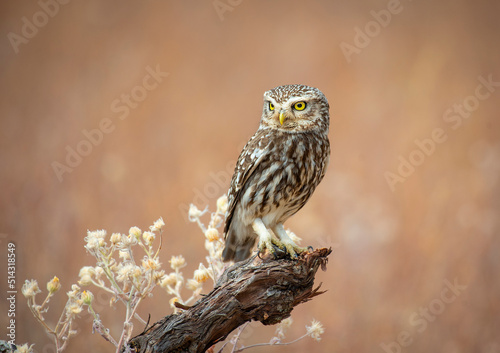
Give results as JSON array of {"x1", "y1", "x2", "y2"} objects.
[{"x1": 279, "y1": 111, "x2": 286, "y2": 125}]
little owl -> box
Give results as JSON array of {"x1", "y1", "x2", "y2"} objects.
[{"x1": 222, "y1": 84, "x2": 330, "y2": 262}]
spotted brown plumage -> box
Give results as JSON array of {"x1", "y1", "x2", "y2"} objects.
[{"x1": 222, "y1": 84, "x2": 330, "y2": 262}]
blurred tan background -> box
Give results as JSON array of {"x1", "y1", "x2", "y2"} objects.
[{"x1": 1, "y1": 0, "x2": 499, "y2": 352}]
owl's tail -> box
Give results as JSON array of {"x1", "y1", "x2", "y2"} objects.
[{"x1": 222, "y1": 227, "x2": 256, "y2": 262}]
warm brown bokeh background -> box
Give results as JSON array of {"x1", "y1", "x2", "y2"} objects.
[{"x1": 1, "y1": 1, "x2": 499, "y2": 352}]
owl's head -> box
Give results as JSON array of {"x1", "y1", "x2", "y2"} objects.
[{"x1": 260, "y1": 84, "x2": 329, "y2": 132}]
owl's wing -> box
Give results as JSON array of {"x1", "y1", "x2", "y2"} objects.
[{"x1": 224, "y1": 128, "x2": 272, "y2": 236}]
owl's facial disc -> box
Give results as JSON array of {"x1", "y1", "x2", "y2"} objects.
[{"x1": 262, "y1": 91, "x2": 320, "y2": 131}]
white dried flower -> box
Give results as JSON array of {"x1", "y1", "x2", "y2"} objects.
[
  {"x1": 96, "y1": 229, "x2": 107, "y2": 238},
  {"x1": 212, "y1": 215, "x2": 223, "y2": 226},
  {"x1": 130, "y1": 265, "x2": 142, "y2": 279},
  {"x1": 78, "y1": 266, "x2": 95, "y2": 286},
  {"x1": 84, "y1": 230, "x2": 107, "y2": 250},
  {"x1": 81, "y1": 290, "x2": 93, "y2": 305},
  {"x1": 88, "y1": 229, "x2": 107, "y2": 239},
  {"x1": 66, "y1": 301, "x2": 83, "y2": 315},
  {"x1": 149, "y1": 273, "x2": 162, "y2": 286},
  {"x1": 188, "y1": 204, "x2": 203, "y2": 221},
  {"x1": 119, "y1": 249, "x2": 130, "y2": 260},
  {"x1": 186, "y1": 278, "x2": 202, "y2": 292},
  {"x1": 142, "y1": 257, "x2": 161, "y2": 271},
  {"x1": 129, "y1": 226, "x2": 142, "y2": 238},
  {"x1": 14, "y1": 343, "x2": 33, "y2": 353},
  {"x1": 169, "y1": 297, "x2": 179, "y2": 309},
  {"x1": 279, "y1": 317, "x2": 293, "y2": 329},
  {"x1": 150, "y1": 217, "x2": 165, "y2": 232},
  {"x1": 94, "y1": 266, "x2": 105, "y2": 279},
  {"x1": 205, "y1": 227, "x2": 220, "y2": 242},
  {"x1": 169, "y1": 255, "x2": 186, "y2": 270},
  {"x1": 160, "y1": 273, "x2": 179, "y2": 288},
  {"x1": 78, "y1": 276, "x2": 92, "y2": 286},
  {"x1": 275, "y1": 317, "x2": 293, "y2": 339},
  {"x1": 142, "y1": 231, "x2": 156, "y2": 245},
  {"x1": 22, "y1": 279, "x2": 40, "y2": 298},
  {"x1": 84, "y1": 237, "x2": 101, "y2": 251},
  {"x1": 110, "y1": 232, "x2": 122, "y2": 244},
  {"x1": 66, "y1": 284, "x2": 81, "y2": 300},
  {"x1": 213, "y1": 247, "x2": 223, "y2": 259},
  {"x1": 306, "y1": 319, "x2": 324, "y2": 341},
  {"x1": 216, "y1": 195, "x2": 228, "y2": 214},
  {"x1": 116, "y1": 263, "x2": 134, "y2": 283},
  {"x1": 47, "y1": 276, "x2": 61, "y2": 294},
  {"x1": 79, "y1": 266, "x2": 95, "y2": 277},
  {"x1": 122, "y1": 234, "x2": 138, "y2": 246},
  {"x1": 193, "y1": 263, "x2": 210, "y2": 283}
]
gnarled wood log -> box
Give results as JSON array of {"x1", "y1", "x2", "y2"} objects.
[{"x1": 125, "y1": 247, "x2": 332, "y2": 353}]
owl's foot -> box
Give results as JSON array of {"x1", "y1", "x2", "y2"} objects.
[
  {"x1": 252, "y1": 218, "x2": 284, "y2": 257},
  {"x1": 252, "y1": 219, "x2": 307, "y2": 259},
  {"x1": 274, "y1": 223, "x2": 307, "y2": 259},
  {"x1": 267, "y1": 242, "x2": 288, "y2": 259},
  {"x1": 266, "y1": 238, "x2": 307, "y2": 260},
  {"x1": 280, "y1": 238, "x2": 308, "y2": 259},
  {"x1": 257, "y1": 237, "x2": 287, "y2": 259}
]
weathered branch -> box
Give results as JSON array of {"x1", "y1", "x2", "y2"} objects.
[{"x1": 125, "y1": 247, "x2": 332, "y2": 353}]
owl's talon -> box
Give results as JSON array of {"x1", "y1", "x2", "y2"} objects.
[
  {"x1": 270, "y1": 242, "x2": 287, "y2": 259},
  {"x1": 272, "y1": 223, "x2": 307, "y2": 260},
  {"x1": 254, "y1": 218, "x2": 284, "y2": 257},
  {"x1": 256, "y1": 231, "x2": 307, "y2": 260},
  {"x1": 257, "y1": 237, "x2": 276, "y2": 256},
  {"x1": 283, "y1": 243, "x2": 307, "y2": 259},
  {"x1": 271, "y1": 237, "x2": 285, "y2": 250}
]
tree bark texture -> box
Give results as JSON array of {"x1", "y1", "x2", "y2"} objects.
[{"x1": 125, "y1": 247, "x2": 332, "y2": 353}]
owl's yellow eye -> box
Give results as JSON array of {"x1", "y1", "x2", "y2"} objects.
[
  {"x1": 293, "y1": 101, "x2": 307, "y2": 111},
  {"x1": 269, "y1": 102, "x2": 275, "y2": 111}
]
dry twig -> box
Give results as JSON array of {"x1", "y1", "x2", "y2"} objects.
[{"x1": 125, "y1": 247, "x2": 332, "y2": 353}]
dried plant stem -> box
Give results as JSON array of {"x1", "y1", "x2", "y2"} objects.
[{"x1": 125, "y1": 248, "x2": 332, "y2": 353}]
